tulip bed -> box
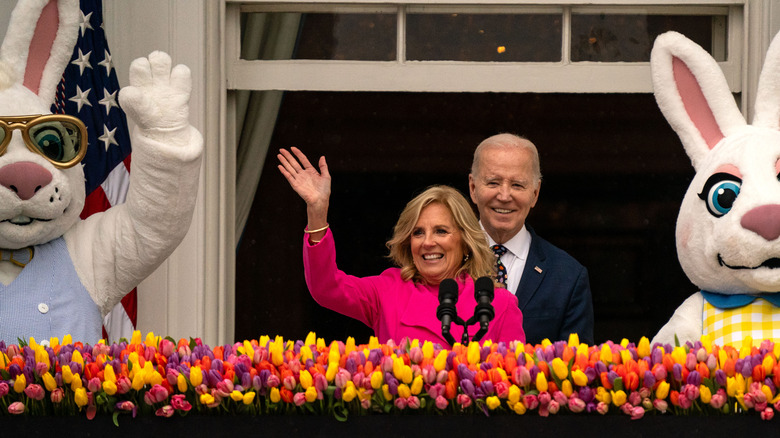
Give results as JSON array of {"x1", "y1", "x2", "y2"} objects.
[{"x1": 1, "y1": 331, "x2": 780, "y2": 424}]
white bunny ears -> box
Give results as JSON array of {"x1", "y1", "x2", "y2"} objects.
[
  {"x1": 651, "y1": 31, "x2": 780, "y2": 171},
  {"x1": 0, "y1": 0, "x2": 79, "y2": 104}
]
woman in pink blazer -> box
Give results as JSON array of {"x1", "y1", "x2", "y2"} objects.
[{"x1": 278, "y1": 147, "x2": 525, "y2": 346}]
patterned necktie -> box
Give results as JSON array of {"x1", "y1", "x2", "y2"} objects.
[
  {"x1": 0, "y1": 247, "x2": 34, "y2": 267},
  {"x1": 492, "y1": 244, "x2": 508, "y2": 287}
]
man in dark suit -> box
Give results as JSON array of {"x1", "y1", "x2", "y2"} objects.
[{"x1": 469, "y1": 134, "x2": 594, "y2": 345}]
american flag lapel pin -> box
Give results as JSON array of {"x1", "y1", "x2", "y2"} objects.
[{"x1": 534, "y1": 266, "x2": 543, "y2": 274}]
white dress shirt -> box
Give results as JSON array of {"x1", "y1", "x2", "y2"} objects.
[{"x1": 482, "y1": 224, "x2": 532, "y2": 295}]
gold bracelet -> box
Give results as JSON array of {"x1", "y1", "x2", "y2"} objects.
[
  {"x1": 309, "y1": 237, "x2": 323, "y2": 244},
  {"x1": 304, "y1": 224, "x2": 330, "y2": 234}
]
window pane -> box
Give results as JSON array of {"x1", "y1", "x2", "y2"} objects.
[
  {"x1": 571, "y1": 14, "x2": 726, "y2": 62},
  {"x1": 241, "y1": 12, "x2": 396, "y2": 61},
  {"x1": 407, "y1": 14, "x2": 562, "y2": 62}
]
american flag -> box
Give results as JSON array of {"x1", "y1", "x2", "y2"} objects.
[{"x1": 51, "y1": 0, "x2": 136, "y2": 341}]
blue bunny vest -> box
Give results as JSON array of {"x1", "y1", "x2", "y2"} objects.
[{"x1": 0, "y1": 237, "x2": 101, "y2": 344}]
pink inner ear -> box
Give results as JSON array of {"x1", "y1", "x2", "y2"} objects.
[
  {"x1": 672, "y1": 56, "x2": 724, "y2": 150},
  {"x1": 23, "y1": 0, "x2": 59, "y2": 95}
]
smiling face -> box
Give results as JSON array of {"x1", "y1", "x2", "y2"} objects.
[
  {"x1": 410, "y1": 202, "x2": 465, "y2": 285},
  {"x1": 469, "y1": 142, "x2": 540, "y2": 244}
]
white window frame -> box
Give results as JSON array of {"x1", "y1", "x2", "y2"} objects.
[{"x1": 226, "y1": 0, "x2": 746, "y2": 94}]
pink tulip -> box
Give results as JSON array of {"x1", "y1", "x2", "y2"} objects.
[
  {"x1": 762, "y1": 407, "x2": 775, "y2": 420},
  {"x1": 155, "y1": 405, "x2": 175, "y2": 417},
  {"x1": 457, "y1": 394, "x2": 472, "y2": 409},
  {"x1": 435, "y1": 395, "x2": 449, "y2": 410},
  {"x1": 394, "y1": 397, "x2": 407, "y2": 410},
  {"x1": 171, "y1": 394, "x2": 192, "y2": 411},
  {"x1": 8, "y1": 401, "x2": 24, "y2": 415},
  {"x1": 407, "y1": 396, "x2": 421, "y2": 409},
  {"x1": 24, "y1": 383, "x2": 45, "y2": 401}
]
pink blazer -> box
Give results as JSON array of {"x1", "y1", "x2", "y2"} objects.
[{"x1": 303, "y1": 229, "x2": 525, "y2": 346}]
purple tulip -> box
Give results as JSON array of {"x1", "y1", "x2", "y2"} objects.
[
  {"x1": 686, "y1": 370, "x2": 701, "y2": 387},
  {"x1": 579, "y1": 387, "x2": 595, "y2": 403},
  {"x1": 480, "y1": 380, "x2": 494, "y2": 396},
  {"x1": 460, "y1": 379, "x2": 476, "y2": 398},
  {"x1": 714, "y1": 369, "x2": 727, "y2": 387},
  {"x1": 643, "y1": 370, "x2": 656, "y2": 389},
  {"x1": 672, "y1": 363, "x2": 683, "y2": 382},
  {"x1": 651, "y1": 347, "x2": 663, "y2": 366},
  {"x1": 584, "y1": 367, "x2": 598, "y2": 384}
]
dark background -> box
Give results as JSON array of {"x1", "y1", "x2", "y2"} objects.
[{"x1": 235, "y1": 91, "x2": 696, "y2": 344}]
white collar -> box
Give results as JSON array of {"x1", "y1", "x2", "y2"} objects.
[{"x1": 482, "y1": 224, "x2": 531, "y2": 261}]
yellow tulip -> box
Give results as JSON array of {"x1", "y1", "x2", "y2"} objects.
[
  {"x1": 345, "y1": 337, "x2": 356, "y2": 356},
  {"x1": 595, "y1": 387, "x2": 611, "y2": 404},
  {"x1": 230, "y1": 390, "x2": 244, "y2": 402},
  {"x1": 0, "y1": 352, "x2": 6, "y2": 368},
  {"x1": 762, "y1": 384, "x2": 773, "y2": 402},
  {"x1": 671, "y1": 347, "x2": 686, "y2": 365},
  {"x1": 619, "y1": 349, "x2": 631, "y2": 366},
  {"x1": 71, "y1": 350, "x2": 84, "y2": 366},
  {"x1": 512, "y1": 401, "x2": 527, "y2": 415},
  {"x1": 62, "y1": 334, "x2": 72, "y2": 345},
  {"x1": 13, "y1": 374, "x2": 25, "y2": 393},
  {"x1": 34, "y1": 347, "x2": 49, "y2": 369},
  {"x1": 103, "y1": 380, "x2": 117, "y2": 396},
  {"x1": 304, "y1": 331, "x2": 317, "y2": 347},
  {"x1": 299, "y1": 370, "x2": 313, "y2": 389},
  {"x1": 371, "y1": 371, "x2": 383, "y2": 389},
  {"x1": 726, "y1": 377, "x2": 737, "y2": 397},
  {"x1": 541, "y1": 339, "x2": 552, "y2": 348},
  {"x1": 74, "y1": 387, "x2": 88, "y2": 407},
  {"x1": 422, "y1": 341, "x2": 434, "y2": 359},
  {"x1": 368, "y1": 336, "x2": 380, "y2": 351},
  {"x1": 397, "y1": 383, "x2": 411, "y2": 399},
  {"x1": 144, "y1": 331, "x2": 159, "y2": 348},
  {"x1": 401, "y1": 365, "x2": 413, "y2": 384},
  {"x1": 572, "y1": 369, "x2": 588, "y2": 387},
  {"x1": 620, "y1": 338, "x2": 629, "y2": 348},
  {"x1": 259, "y1": 335, "x2": 270, "y2": 346},
  {"x1": 242, "y1": 340, "x2": 255, "y2": 359},
  {"x1": 132, "y1": 372, "x2": 145, "y2": 391},
  {"x1": 393, "y1": 357, "x2": 404, "y2": 380},
  {"x1": 551, "y1": 357, "x2": 569, "y2": 380},
  {"x1": 305, "y1": 386, "x2": 318, "y2": 403},
  {"x1": 536, "y1": 371, "x2": 548, "y2": 393},
  {"x1": 177, "y1": 373, "x2": 188, "y2": 393},
  {"x1": 104, "y1": 364, "x2": 117, "y2": 383},
  {"x1": 70, "y1": 373, "x2": 82, "y2": 391},
  {"x1": 467, "y1": 341, "x2": 481, "y2": 365},
  {"x1": 561, "y1": 379, "x2": 573, "y2": 397},
  {"x1": 326, "y1": 362, "x2": 338, "y2": 381},
  {"x1": 508, "y1": 385, "x2": 521, "y2": 405},
  {"x1": 433, "y1": 350, "x2": 448, "y2": 372},
  {"x1": 190, "y1": 366, "x2": 203, "y2": 387},
  {"x1": 243, "y1": 392, "x2": 256, "y2": 405},
  {"x1": 699, "y1": 385, "x2": 711, "y2": 404},
  {"x1": 410, "y1": 375, "x2": 424, "y2": 395},
  {"x1": 328, "y1": 341, "x2": 341, "y2": 364},
  {"x1": 62, "y1": 365, "x2": 74, "y2": 384},
  {"x1": 637, "y1": 337, "x2": 650, "y2": 358},
  {"x1": 42, "y1": 373, "x2": 57, "y2": 392},
  {"x1": 567, "y1": 333, "x2": 580, "y2": 347},
  {"x1": 270, "y1": 387, "x2": 281, "y2": 403},
  {"x1": 611, "y1": 390, "x2": 627, "y2": 407},
  {"x1": 382, "y1": 384, "x2": 392, "y2": 401},
  {"x1": 599, "y1": 344, "x2": 613, "y2": 364},
  {"x1": 343, "y1": 382, "x2": 358, "y2": 402},
  {"x1": 130, "y1": 330, "x2": 142, "y2": 345},
  {"x1": 655, "y1": 381, "x2": 670, "y2": 400},
  {"x1": 300, "y1": 345, "x2": 313, "y2": 363},
  {"x1": 200, "y1": 393, "x2": 215, "y2": 405},
  {"x1": 270, "y1": 341, "x2": 284, "y2": 367},
  {"x1": 762, "y1": 354, "x2": 776, "y2": 376},
  {"x1": 486, "y1": 396, "x2": 501, "y2": 410}
]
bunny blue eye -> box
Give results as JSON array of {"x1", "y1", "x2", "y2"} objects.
[{"x1": 698, "y1": 172, "x2": 742, "y2": 217}]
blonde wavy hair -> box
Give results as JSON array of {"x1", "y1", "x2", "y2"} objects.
[{"x1": 386, "y1": 185, "x2": 496, "y2": 285}]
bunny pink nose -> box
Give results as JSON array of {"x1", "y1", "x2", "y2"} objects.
[
  {"x1": 741, "y1": 204, "x2": 780, "y2": 241},
  {"x1": 0, "y1": 161, "x2": 53, "y2": 201}
]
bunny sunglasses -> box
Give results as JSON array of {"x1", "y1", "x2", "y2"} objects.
[{"x1": 0, "y1": 114, "x2": 88, "y2": 169}]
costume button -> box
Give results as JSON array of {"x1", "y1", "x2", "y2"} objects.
[{"x1": 38, "y1": 303, "x2": 49, "y2": 314}]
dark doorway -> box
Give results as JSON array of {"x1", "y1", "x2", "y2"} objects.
[{"x1": 235, "y1": 91, "x2": 696, "y2": 344}]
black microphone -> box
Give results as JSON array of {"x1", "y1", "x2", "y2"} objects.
[
  {"x1": 436, "y1": 278, "x2": 459, "y2": 345},
  {"x1": 471, "y1": 276, "x2": 495, "y2": 342}
]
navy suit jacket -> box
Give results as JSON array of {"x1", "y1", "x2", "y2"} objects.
[{"x1": 515, "y1": 227, "x2": 594, "y2": 345}]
